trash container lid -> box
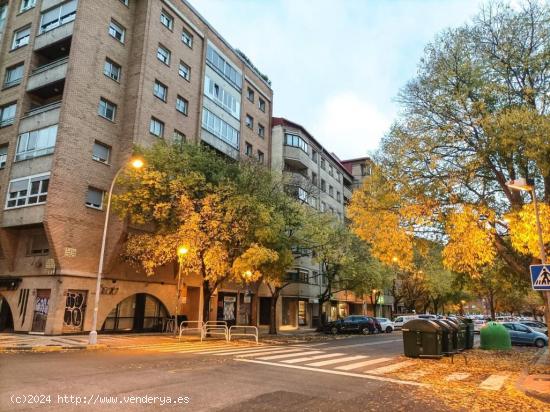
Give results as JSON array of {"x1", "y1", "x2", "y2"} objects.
[
  {"x1": 432, "y1": 319, "x2": 458, "y2": 331},
  {"x1": 402, "y1": 318, "x2": 441, "y2": 332}
]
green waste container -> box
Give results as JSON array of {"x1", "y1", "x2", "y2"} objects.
[
  {"x1": 433, "y1": 319, "x2": 457, "y2": 355},
  {"x1": 402, "y1": 319, "x2": 443, "y2": 358},
  {"x1": 480, "y1": 322, "x2": 511, "y2": 350}
]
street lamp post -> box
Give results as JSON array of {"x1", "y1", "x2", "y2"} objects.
[
  {"x1": 506, "y1": 178, "x2": 548, "y2": 325},
  {"x1": 88, "y1": 158, "x2": 144, "y2": 345},
  {"x1": 175, "y1": 246, "x2": 189, "y2": 335}
]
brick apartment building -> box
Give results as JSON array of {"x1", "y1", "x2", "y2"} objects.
[{"x1": 0, "y1": 0, "x2": 272, "y2": 335}]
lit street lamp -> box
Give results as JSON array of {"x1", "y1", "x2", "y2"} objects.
[
  {"x1": 505, "y1": 178, "x2": 548, "y2": 325},
  {"x1": 88, "y1": 158, "x2": 144, "y2": 345}
]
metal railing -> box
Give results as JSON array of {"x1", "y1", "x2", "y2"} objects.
[
  {"x1": 178, "y1": 320, "x2": 203, "y2": 339},
  {"x1": 201, "y1": 321, "x2": 228, "y2": 342},
  {"x1": 228, "y1": 326, "x2": 258, "y2": 344},
  {"x1": 23, "y1": 101, "x2": 62, "y2": 118}
]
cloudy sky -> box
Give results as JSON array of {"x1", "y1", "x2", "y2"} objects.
[{"x1": 192, "y1": 0, "x2": 485, "y2": 159}]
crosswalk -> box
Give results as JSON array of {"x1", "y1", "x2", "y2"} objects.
[{"x1": 116, "y1": 341, "x2": 510, "y2": 390}]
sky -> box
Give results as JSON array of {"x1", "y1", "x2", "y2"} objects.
[{"x1": 191, "y1": 0, "x2": 486, "y2": 160}]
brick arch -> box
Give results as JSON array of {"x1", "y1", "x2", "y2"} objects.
[
  {"x1": 0, "y1": 293, "x2": 15, "y2": 331},
  {"x1": 97, "y1": 290, "x2": 172, "y2": 331}
]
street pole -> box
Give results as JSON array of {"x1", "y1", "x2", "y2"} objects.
[
  {"x1": 175, "y1": 257, "x2": 182, "y2": 336},
  {"x1": 531, "y1": 189, "x2": 549, "y2": 326}
]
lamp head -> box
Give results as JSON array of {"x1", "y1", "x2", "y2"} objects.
[
  {"x1": 131, "y1": 158, "x2": 144, "y2": 169},
  {"x1": 177, "y1": 246, "x2": 189, "y2": 256}
]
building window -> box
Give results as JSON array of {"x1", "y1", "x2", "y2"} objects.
[
  {"x1": 204, "y1": 75, "x2": 240, "y2": 119},
  {"x1": 178, "y1": 61, "x2": 190, "y2": 81},
  {"x1": 181, "y1": 29, "x2": 193, "y2": 48},
  {"x1": 329, "y1": 185, "x2": 334, "y2": 197},
  {"x1": 157, "y1": 44, "x2": 170, "y2": 65},
  {"x1": 320, "y1": 179, "x2": 326, "y2": 192},
  {"x1": 0, "y1": 145, "x2": 7, "y2": 169},
  {"x1": 103, "y1": 58, "x2": 121, "y2": 82},
  {"x1": 92, "y1": 141, "x2": 110, "y2": 163},
  {"x1": 320, "y1": 157, "x2": 326, "y2": 170},
  {"x1": 20, "y1": 0, "x2": 36, "y2": 12},
  {"x1": 85, "y1": 187, "x2": 104, "y2": 209},
  {"x1": 337, "y1": 191, "x2": 341, "y2": 202},
  {"x1": 176, "y1": 95, "x2": 188, "y2": 115},
  {"x1": 40, "y1": 0, "x2": 77, "y2": 34},
  {"x1": 245, "y1": 142, "x2": 253, "y2": 157},
  {"x1": 329, "y1": 165, "x2": 334, "y2": 177},
  {"x1": 149, "y1": 117, "x2": 164, "y2": 137},
  {"x1": 153, "y1": 80, "x2": 168, "y2": 102},
  {"x1": 257, "y1": 150, "x2": 264, "y2": 164},
  {"x1": 320, "y1": 201, "x2": 326, "y2": 212},
  {"x1": 98, "y1": 98, "x2": 116, "y2": 121},
  {"x1": 201, "y1": 108, "x2": 239, "y2": 149},
  {"x1": 16, "y1": 124, "x2": 57, "y2": 161},
  {"x1": 108, "y1": 20, "x2": 125, "y2": 43},
  {"x1": 287, "y1": 186, "x2": 308, "y2": 203},
  {"x1": 172, "y1": 129, "x2": 186, "y2": 145},
  {"x1": 160, "y1": 9, "x2": 173, "y2": 30},
  {"x1": 336, "y1": 171, "x2": 341, "y2": 182},
  {"x1": 284, "y1": 133, "x2": 308, "y2": 154},
  {"x1": 258, "y1": 98, "x2": 265, "y2": 112},
  {"x1": 312, "y1": 150, "x2": 318, "y2": 163},
  {"x1": 119, "y1": 0, "x2": 128, "y2": 5},
  {"x1": 3, "y1": 63, "x2": 24, "y2": 88},
  {"x1": 206, "y1": 44, "x2": 242, "y2": 90},
  {"x1": 287, "y1": 269, "x2": 308, "y2": 283},
  {"x1": 12, "y1": 26, "x2": 30, "y2": 50},
  {"x1": 247, "y1": 87, "x2": 254, "y2": 102},
  {"x1": 258, "y1": 124, "x2": 265, "y2": 138},
  {"x1": 312, "y1": 172, "x2": 318, "y2": 186},
  {"x1": 27, "y1": 234, "x2": 49, "y2": 256},
  {"x1": 0, "y1": 102, "x2": 17, "y2": 128},
  {"x1": 245, "y1": 115, "x2": 253, "y2": 129},
  {"x1": 6, "y1": 173, "x2": 49, "y2": 209}
]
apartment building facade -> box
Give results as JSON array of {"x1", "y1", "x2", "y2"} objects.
[
  {"x1": 265, "y1": 117, "x2": 371, "y2": 330},
  {"x1": 0, "y1": 0, "x2": 272, "y2": 335}
]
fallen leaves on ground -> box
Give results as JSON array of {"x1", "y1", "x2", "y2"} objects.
[{"x1": 384, "y1": 348, "x2": 548, "y2": 412}]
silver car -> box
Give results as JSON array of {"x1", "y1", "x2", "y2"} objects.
[
  {"x1": 520, "y1": 321, "x2": 548, "y2": 336},
  {"x1": 375, "y1": 317, "x2": 394, "y2": 333}
]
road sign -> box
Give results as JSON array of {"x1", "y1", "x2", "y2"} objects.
[{"x1": 530, "y1": 264, "x2": 550, "y2": 290}]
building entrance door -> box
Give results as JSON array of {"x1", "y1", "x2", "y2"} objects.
[
  {"x1": 217, "y1": 293, "x2": 236, "y2": 326},
  {"x1": 31, "y1": 289, "x2": 50, "y2": 333},
  {"x1": 259, "y1": 297, "x2": 271, "y2": 325}
]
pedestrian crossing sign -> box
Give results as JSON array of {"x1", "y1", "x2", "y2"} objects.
[{"x1": 530, "y1": 264, "x2": 550, "y2": 290}]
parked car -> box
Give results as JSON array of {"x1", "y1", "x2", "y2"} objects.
[
  {"x1": 473, "y1": 319, "x2": 487, "y2": 334},
  {"x1": 393, "y1": 315, "x2": 418, "y2": 330},
  {"x1": 376, "y1": 317, "x2": 394, "y2": 333},
  {"x1": 418, "y1": 314, "x2": 438, "y2": 320},
  {"x1": 324, "y1": 315, "x2": 376, "y2": 335},
  {"x1": 520, "y1": 321, "x2": 548, "y2": 336},
  {"x1": 501, "y1": 322, "x2": 548, "y2": 348}
]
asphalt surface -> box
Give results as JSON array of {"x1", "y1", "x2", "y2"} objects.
[{"x1": 0, "y1": 332, "x2": 451, "y2": 412}]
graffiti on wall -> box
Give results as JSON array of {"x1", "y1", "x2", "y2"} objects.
[{"x1": 63, "y1": 290, "x2": 87, "y2": 332}]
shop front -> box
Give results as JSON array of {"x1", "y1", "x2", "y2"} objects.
[
  {"x1": 102, "y1": 293, "x2": 168, "y2": 332},
  {"x1": 216, "y1": 292, "x2": 237, "y2": 326}
]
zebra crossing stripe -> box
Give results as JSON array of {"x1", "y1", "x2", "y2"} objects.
[
  {"x1": 236, "y1": 348, "x2": 305, "y2": 358},
  {"x1": 306, "y1": 355, "x2": 367, "y2": 367},
  {"x1": 479, "y1": 374, "x2": 507, "y2": 390},
  {"x1": 192, "y1": 345, "x2": 270, "y2": 355},
  {"x1": 335, "y1": 357, "x2": 393, "y2": 371},
  {"x1": 208, "y1": 346, "x2": 283, "y2": 356},
  {"x1": 155, "y1": 344, "x2": 233, "y2": 352},
  {"x1": 281, "y1": 352, "x2": 345, "y2": 364},
  {"x1": 257, "y1": 350, "x2": 323, "y2": 361},
  {"x1": 366, "y1": 360, "x2": 416, "y2": 375}
]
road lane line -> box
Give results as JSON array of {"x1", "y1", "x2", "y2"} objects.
[
  {"x1": 235, "y1": 359, "x2": 427, "y2": 387},
  {"x1": 281, "y1": 353, "x2": 345, "y2": 364},
  {"x1": 307, "y1": 355, "x2": 367, "y2": 367},
  {"x1": 257, "y1": 350, "x2": 323, "y2": 361},
  {"x1": 479, "y1": 374, "x2": 508, "y2": 390},
  {"x1": 335, "y1": 357, "x2": 393, "y2": 371},
  {"x1": 366, "y1": 360, "x2": 416, "y2": 375}
]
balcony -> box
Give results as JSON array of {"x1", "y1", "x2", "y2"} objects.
[
  {"x1": 34, "y1": 20, "x2": 74, "y2": 52},
  {"x1": 26, "y1": 57, "x2": 68, "y2": 97},
  {"x1": 283, "y1": 145, "x2": 312, "y2": 169},
  {"x1": 285, "y1": 171, "x2": 310, "y2": 188},
  {"x1": 19, "y1": 101, "x2": 61, "y2": 134}
]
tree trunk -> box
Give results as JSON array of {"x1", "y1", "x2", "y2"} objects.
[
  {"x1": 269, "y1": 289, "x2": 280, "y2": 335},
  {"x1": 489, "y1": 294, "x2": 496, "y2": 320},
  {"x1": 202, "y1": 280, "x2": 212, "y2": 324}
]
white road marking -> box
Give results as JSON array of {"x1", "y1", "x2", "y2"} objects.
[
  {"x1": 325, "y1": 339, "x2": 401, "y2": 350},
  {"x1": 307, "y1": 355, "x2": 367, "y2": 367},
  {"x1": 445, "y1": 372, "x2": 470, "y2": 381},
  {"x1": 479, "y1": 374, "x2": 508, "y2": 390},
  {"x1": 366, "y1": 360, "x2": 416, "y2": 375},
  {"x1": 335, "y1": 357, "x2": 393, "y2": 371},
  {"x1": 235, "y1": 348, "x2": 305, "y2": 358},
  {"x1": 257, "y1": 350, "x2": 323, "y2": 361},
  {"x1": 236, "y1": 359, "x2": 427, "y2": 387},
  {"x1": 281, "y1": 353, "x2": 345, "y2": 364},
  {"x1": 204, "y1": 346, "x2": 279, "y2": 355}
]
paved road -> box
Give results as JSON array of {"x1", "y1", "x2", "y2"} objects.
[{"x1": 0, "y1": 332, "x2": 451, "y2": 412}]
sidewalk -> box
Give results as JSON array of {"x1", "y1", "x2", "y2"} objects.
[{"x1": 518, "y1": 347, "x2": 550, "y2": 402}]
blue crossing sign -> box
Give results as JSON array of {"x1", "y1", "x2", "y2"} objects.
[{"x1": 530, "y1": 264, "x2": 550, "y2": 290}]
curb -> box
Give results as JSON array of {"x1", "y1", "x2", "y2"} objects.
[
  {"x1": 1, "y1": 345, "x2": 94, "y2": 353},
  {"x1": 516, "y1": 347, "x2": 550, "y2": 403}
]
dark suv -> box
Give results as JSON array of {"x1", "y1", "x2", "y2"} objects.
[{"x1": 324, "y1": 315, "x2": 377, "y2": 335}]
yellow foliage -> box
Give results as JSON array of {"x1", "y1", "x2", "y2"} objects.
[
  {"x1": 442, "y1": 205, "x2": 496, "y2": 274},
  {"x1": 505, "y1": 202, "x2": 550, "y2": 259}
]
